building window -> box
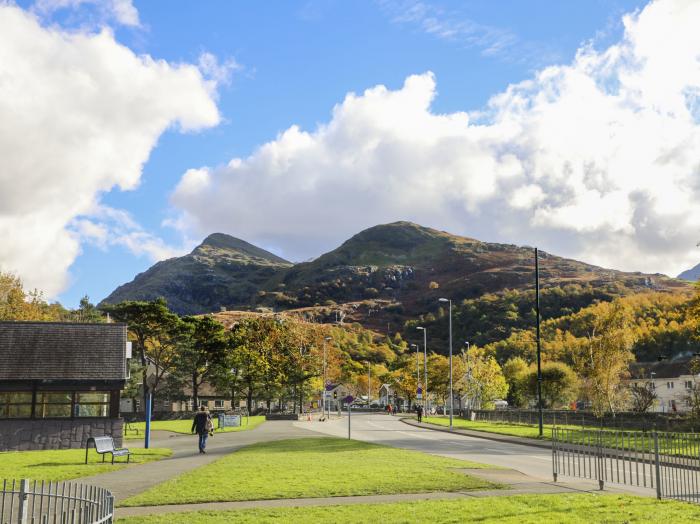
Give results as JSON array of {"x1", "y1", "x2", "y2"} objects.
[
  {"x1": 0, "y1": 392, "x2": 33, "y2": 418},
  {"x1": 200, "y1": 400, "x2": 209, "y2": 408},
  {"x1": 0, "y1": 391, "x2": 111, "y2": 419},
  {"x1": 37, "y1": 392, "x2": 73, "y2": 418},
  {"x1": 74, "y1": 392, "x2": 110, "y2": 417},
  {"x1": 686, "y1": 381, "x2": 693, "y2": 389},
  {"x1": 214, "y1": 400, "x2": 224, "y2": 408}
]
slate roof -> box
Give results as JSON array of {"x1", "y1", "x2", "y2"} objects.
[
  {"x1": 629, "y1": 360, "x2": 694, "y2": 380},
  {"x1": 0, "y1": 321, "x2": 127, "y2": 381}
]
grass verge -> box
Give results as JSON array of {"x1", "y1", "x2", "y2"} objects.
[
  {"x1": 118, "y1": 494, "x2": 700, "y2": 523},
  {"x1": 124, "y1": 416, "x2": 265, "y2": 439},
  {"x1": 121, "y1": 437, "x2": 496, "y2": 506},
  {"x1": 421, "y1": 416, "x2": 554, "y2": 439},
  {"x1": 0, "y1": 447, "x2": 171, "y2": 481}
]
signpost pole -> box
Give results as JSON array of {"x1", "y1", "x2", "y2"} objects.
[
  {"x1": 348, "y1": 403, "x2": 351, "y2": 439},
  {"x1": 144, "y1": 390, "x2": 152, "y2": 449}
]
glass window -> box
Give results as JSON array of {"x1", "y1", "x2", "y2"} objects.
[
  {"x1": 214, "y1": 400, "x2": 224, "y2": 408},
  {"x1": 0, "y1": 392, "x2": 33, "y2": 419},
  {"x1": 74, "y1": 391, "x2": 110, "y2": 418},
  {"x1": 76, "y1": 392, "x2": 109, "y2": 403},
  {"x1": 37, "y1": 391, "x2": 72, "y2": 418}
]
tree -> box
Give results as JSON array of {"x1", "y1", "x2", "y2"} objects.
[
  {"x1": 525, "y1": 361, "x2": 578, "y2": 409},
  {"x1": 457, "y1": 347, "x2": 508, "y2": 409},
  {"x1": 502, "y1": 357, "x2": 530, "y2": 408},
  {"x1": 101, "y1": 299, "x2": 185, "y2": 409},
  {"x1": 177, "y1": 315, "x2": 228, "y2": 409},
  {"x1": 574, "y1": 299, "x2": 636, "y2": 416},
  {"x1": 0, "y1": 272, "x2": 66, "y2": 321},
  {"x1": 629, "y1": 383, "x2": 658, "y2": 413}
]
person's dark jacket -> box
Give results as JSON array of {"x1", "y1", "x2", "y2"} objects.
[{"x1": 192, "y1": 412, "x2": 210, "y2": 434}]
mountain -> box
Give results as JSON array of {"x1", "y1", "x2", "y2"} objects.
[
  {"x1": 101, "y1": 222, "x2": 688, "y2": 324},
  {"x1": 100, "y1": 233, "x2": 292, "y2": 314},
  {"x1": 678, "y1": 263, "x2": 700, "y2": 281}
]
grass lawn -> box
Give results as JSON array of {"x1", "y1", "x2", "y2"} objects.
[
  {"x1": 124, "y1": 416, "x2": 265, "y2": 439},
  {"x1": 422, "y1": 416, "x2": 554, "y2": 439},
  {"x1": 121, "y1": 437, "x2": 496, "y2": 507},
  {"x1": 118, "y1": 493, "x2": 700, "y2": 523},
  {"x1": 420, "y1": 417, "x2": 693, "y2": 457},
  {"x1": 0, "y1": 447, "x2": 171, "y2": 482}
]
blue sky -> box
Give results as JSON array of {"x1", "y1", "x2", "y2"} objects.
[{"x1": 6, "y1": 0, "x2": 700, "y2": 308}]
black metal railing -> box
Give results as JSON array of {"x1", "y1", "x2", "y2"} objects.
[
  {"x1": 553, "y1": 428, "x2": 700, "y2": 503},
  {"x1": 472, "y1": 409, "x2": 691, "y2": 431},
  {"x1": 0, "y1": 479, "x2": 113, "y2": 524}
]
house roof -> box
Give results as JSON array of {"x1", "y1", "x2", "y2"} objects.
[
  {"x1": 629, "y1": 360, "x2": 694, "y2": 380},
  {"x1": 0, "y1": 321, "x2": 127, "y2": 381}
]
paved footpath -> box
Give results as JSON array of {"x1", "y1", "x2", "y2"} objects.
[{"x1": 83, "y1": 420, "x2": 315, "y2": 502}]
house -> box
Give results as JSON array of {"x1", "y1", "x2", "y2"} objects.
[
  {"x1": 0, "y1": 321, "x2": 128, "y2": 450},
  {"x1": 120, "y1": 381, "x2": 235, "y2": 414},
  {"x1": 323, "y1": 383, "x2": 353, "y2": 411},
  {"x1": 628, "y1": 360, "x2": 698, "y2": 413}
]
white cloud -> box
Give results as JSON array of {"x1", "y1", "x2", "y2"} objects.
[
  {"x1": 33, "y1": 0, "x2": 140, "y2": 27},
  {"x1": 0, "y1": 5, "x2": 220, "y2": 296},
  {"x1": 171, "y1": 0, "x2": 700, "y2": 277}
]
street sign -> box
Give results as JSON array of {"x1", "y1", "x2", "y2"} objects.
[
  {"x1": 344, "y1": 395, "x2": 354, "y2": 404},
  {"x1": 417, "y1": 387, "x2": 423, "y2": 400},
  {"x1": 325, "y1": 383, "x2": 334, "y2": 391}
]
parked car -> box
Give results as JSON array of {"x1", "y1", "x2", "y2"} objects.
[{"x1": 494, "y1": 399, "x2": 508, "y2": 409}]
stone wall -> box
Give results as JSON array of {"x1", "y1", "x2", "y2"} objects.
[{"x1": 0, "y1": 418, "x2": 123, "y2": 451}]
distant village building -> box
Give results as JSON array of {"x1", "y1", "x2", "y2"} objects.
[
  {"x1": 628, "y1": 361, "x2": 697, "y2": 413},
  {"x1": 0, "y1": 321, "x2": 128, "y2": 451}
]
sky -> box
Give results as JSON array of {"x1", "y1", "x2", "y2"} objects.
[{"x1": 2, "y1": 0, "x2": 699, "y2": 308}]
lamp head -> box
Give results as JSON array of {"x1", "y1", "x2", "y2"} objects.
[
  {"x1": 416, "y1": 326, "x2": 424, "y2": 331},
  {"x1": 438, "y1": 298, "x2": 449, "y2": 303}
]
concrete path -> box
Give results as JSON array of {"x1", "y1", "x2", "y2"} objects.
[{"x1": 81, "y1": 421, "x2": 315, "y2": 501}]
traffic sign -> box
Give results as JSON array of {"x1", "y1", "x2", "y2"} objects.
[
  {"x1": 344, "y1": 395, "x2": 354, "y2": 403},
  {"x1": 325, "y1": 383, "x2": 334, "y2": 391},
  {"x1": 417, "y1": 386, "x2": 423, "y2": 400}
]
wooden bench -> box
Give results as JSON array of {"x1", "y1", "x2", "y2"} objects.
[{"x1": 85, "y1": 436, "x2": 132, "y2": 464}]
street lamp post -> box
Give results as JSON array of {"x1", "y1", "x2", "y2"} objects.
[
  {"x1": 411, "y1": 343, "x2": 420, "y2": 396},
  {"x1": 366, "y1": 361, "x2": 371, "y2": 407},
  {"x1": 535, "y1": 248, "x2": 544, "y2": 437},
  {"x1": 417, "y1": 326, "x2": 427, "y2": 411},
  {"x1": 439, "y1": 298, "x2": 453, "y2": 431},
  {"x1": 323, "y1": 336, "x2": 332, "y2": 420},
  {"x1": 464, "y1": 341, "x2": 470, "y2": 411}
]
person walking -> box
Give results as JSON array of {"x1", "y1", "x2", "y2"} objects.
[
  {"x1": 191, "y1": 406, "x2": 212, "y2": 454},
  {"x1": 416, "y1": 404, "x2": 423, "y2": 423}
]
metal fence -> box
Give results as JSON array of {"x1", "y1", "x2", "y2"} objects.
[
  {"x1": 472, "y1": 409, "x2": 691, "y2": 431},
  {"x1": 552, "y1": 428, "x2": 700, "y2": 503},
  {"x1": 0, "y1": 479, "x2": 113, "y2": 524}
]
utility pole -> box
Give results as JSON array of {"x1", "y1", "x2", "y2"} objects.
[
  {"x1": 417, "y1": 327, "x2": 428, "y2": 411},
  {"x1": 439, "y1": 298, "x2": 453, "y2": 430},
  {"x1": 535, "y1": 248, "x2": 544, "y2": 437}
]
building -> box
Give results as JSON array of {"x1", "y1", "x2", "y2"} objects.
[
  {"x1": 628, "y1": 361, "x2": 697, "y2": 413},
  {"x1": 0, "y1": 321, "x2": 128, "y2": 450}
]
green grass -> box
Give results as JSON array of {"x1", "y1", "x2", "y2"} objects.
[
  {"x1": 123, "y1": 416, "x2": 265, "y2": 439},
  {"x1": 422, "y1": 416, "x2": 554, "y2": 439},
  {"x1": 421, "y1": 417, "x2": 697, "y2": 457},
  {"x1": 118, "y1": 494, "x2": 700, "y2": 523},
  {"x1": 0, "y1": 447, "x2": 171, "y2": 481},
  {"x1": 121, "y1": 437, "x2": 496, "y2": 507}
]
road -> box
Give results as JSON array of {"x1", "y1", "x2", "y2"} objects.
[{"x1": 296, "y1": 413, "x2": 656, "y2": 497}]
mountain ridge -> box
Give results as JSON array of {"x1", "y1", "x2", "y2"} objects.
[{"x1": 100, "y1": 222, "x2": 689, "y2": 323}]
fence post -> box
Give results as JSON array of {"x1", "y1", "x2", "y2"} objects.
[
  {"x1": 597, "y1": 431, "x2": 604, "y2": 490},
  {"x1": 653, "y1": 432, "x2": 662, "y2": 500},
  {"x1": 17, "y1": 478, "x2": 29, "y2": 524},
  {"x1": 552, "y1": 427, "x2": 558, "y2": 482}
]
